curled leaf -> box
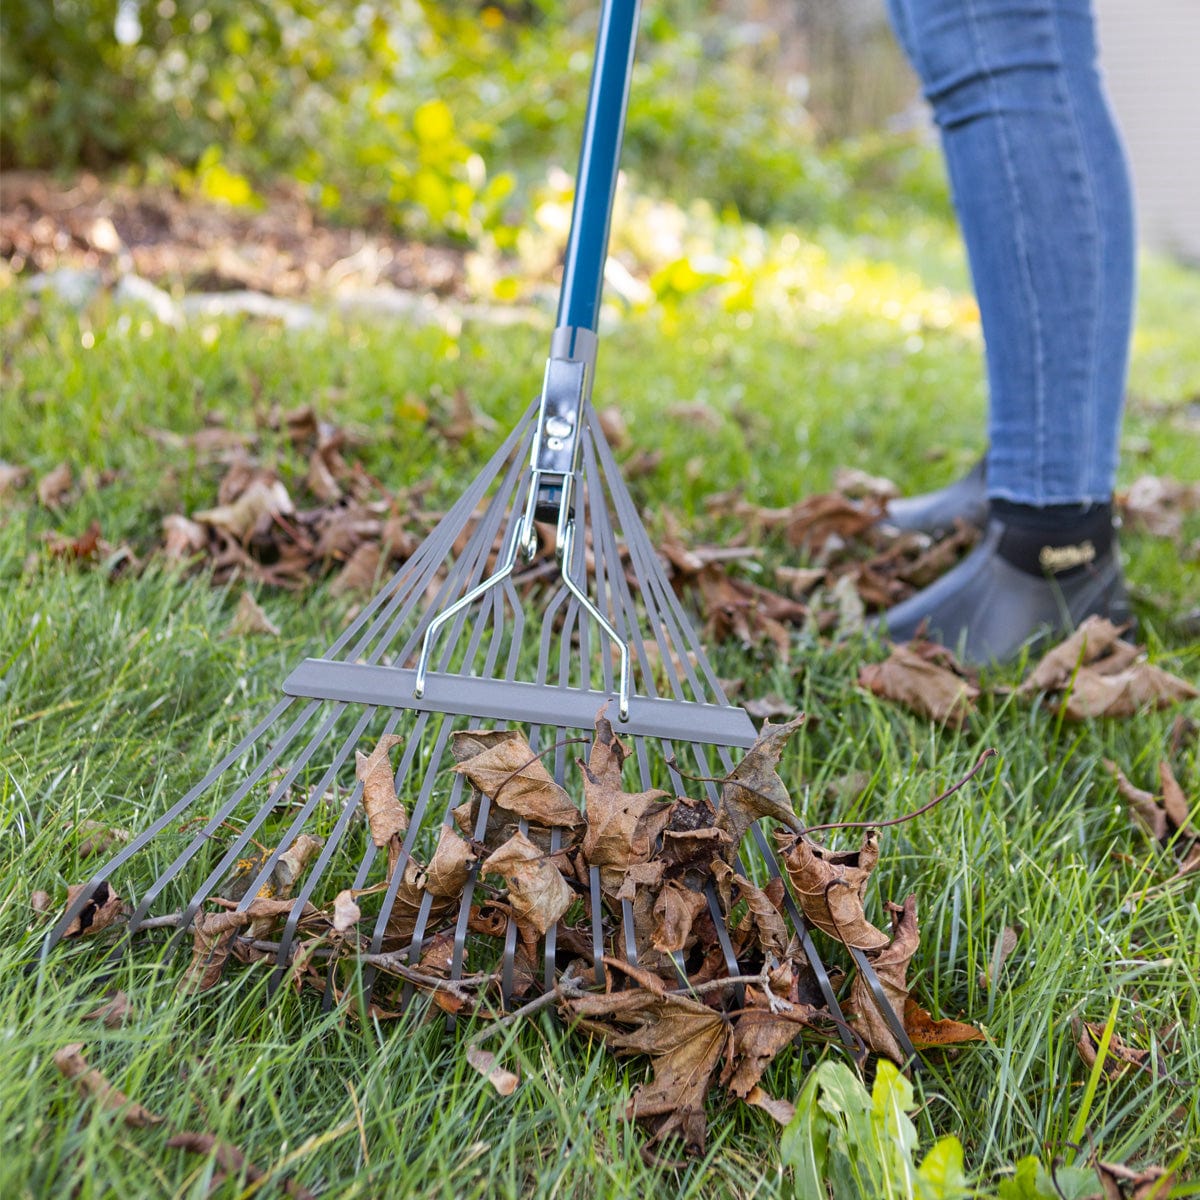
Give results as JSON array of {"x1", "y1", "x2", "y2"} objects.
[
  {"x1": 715, "y1": 715, "x2": 807, "y2": 855},
  {"x1": 453, "y1": 730, "x2": 583, "y2": 829},
  {"x1": 482, "y1": 831, "x2": 573, "y2": 937},
  {"x1": 62, "y1": 881, "x2": 124, "y2": 939},
  {"x1": 53, "y1": 1043, "x2": 163, "y2": 1127},
  {"x1": 356, "y1": 733, "x2": 407, "y2": 847},
  {"x1": 466, "y1": 1044, "x2": 520, "y2": 1096},
  {"x1": 780, "y1": 832, "x2": 889, "y2": 951}
]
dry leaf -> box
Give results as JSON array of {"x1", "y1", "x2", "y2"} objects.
[
  {"x1": 1118, "y1": 473, "x2": 1200, "y2": 540},
  {"x1": 482, "y1": 831, "x2": 573, "y2": 937},
  {"x1": 1106, "y1": 760, "x2": 1169, "y2": 842},
  {"x1": 331, "y1": 889, "x2": 362, "y2": 933},
  {"x1": 0, "y1": 461, "x2": 31, "y2": 496},
  {"x1": 780, "y1": 832, "x2": 890, "y2": 951},
  {"x1": 167, "y1": 1131, "x2": 316, "y2": 1200},
  {"x1": 564, "y1": 969, "x2": 732, "y2": 1153},
  {"x1": 1019, "y1": 615, "x2": 1129, "y2": 694},
  {"x1": 860, "y1": 643, "x2": 979, "y2": 728},
  {"x1": 715, "y1": 714, "x2": 806, "y2": 854},
  {"x1": 849, "y1": 894, "x2": 920, "y2": 1062},
  {"x1": 466, "y1": 1044, "x2": 520, "y2": 1095},
  {"x1": 979, "y1": 926, "x2": 1019, "y2": 990},
  {"x1": 329, "y1": 542, "x2": 381, "y2": 596},
  {"x1": 225, "y1": 591, "x2": 280, "y2": 637},
  {"x1": 741, "y1": 1084, "x2": 796, "y2": 1125},
  {"x1": 356, "y1": 733, "x2": 407, "y2": 847},
  {"x1": 720, "y1": 1006, "x2": 815, "y2": 1098},
  {"x1": 453, "y1": 730, "x2": 583, "y2": 829},
  {"x1": 162, "y1": 513, "x2": 208, "y2": 560},
  {"x1": 181, "y1": 897, "x2": 298, "y2": 993},
  {"x1": 1094, "y1": 1159, "x2": 1176, "y2": 1200},
  {"x1": 195, "y1": 477, "x2": 293, "y2": 542},
  {"x1": 422, "y1": 824, "x2": 475, "y2": 898},
  {"x1": 1057, "y1": 662, "x2": 1198, "y2": 721},
  {"x1": 902, "y1": 999, "x2": 985, "y2": 1048},
  {"x1": 578, "y1": 713, "x2": 672, "y2": 894},
  {"x1": 650, "y1": 881, "x2": 708, "y2": 953},
  {"x1": 37, "y1": 462, "x2": 74, "y2": 509},
  {"x1": 73, "y1": 821, "x2": 129, "y2": 859},
  {"x1": 62, "y1": 881, "x2": 124, "y2": 939},
  {"x1": 53, "y1": 1043, "x2": 163, "y2": 1127},
  {"x1": 81, "y1": 990, "x2": 131, "y2": 1029},
  {"x1": 711, "y1": 859, "x2": 788, "y2": 960},
  {"x1": 1074, "y1": 1019, "x2": 1161, "y2": 1082},
  {"x1": 30, "y1": 890, "x2": 52, "y2": 913}
]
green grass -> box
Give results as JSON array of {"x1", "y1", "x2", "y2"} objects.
[{"x1": 1, "y1": 237, "x2": 1198, "y2": 1198}]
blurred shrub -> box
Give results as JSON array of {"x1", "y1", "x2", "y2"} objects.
[{"x1": 0, "y1": 0, "x2": 948, "y2": 242}]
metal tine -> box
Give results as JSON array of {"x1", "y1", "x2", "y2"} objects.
[
  {"x1": 40, "y1": 696, "x2": 296, "y2": 957},
  {"x1": 162, "y1": 703, "x2": 351, "y2": 954},
  {"x1": 376, "y1": 581, "x2": 514, "y2": 999},
  {"x1": 385, "y1": 432, "x2": 535, "y2": 670},
  {"x1": 326, "y1": 404, "x2": 537, "y2": 667},
  {"x1": 588, "y1": 412, "x2": 731, "y2": 704},
  {"x1": 115, "y1": 698, "x2": 324, "y2": 942}
]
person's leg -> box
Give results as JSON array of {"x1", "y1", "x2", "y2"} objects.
[{"x1": 873, "y1": 0, "x2": 1135, "y2": 661}]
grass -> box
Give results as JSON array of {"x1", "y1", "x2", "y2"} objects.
[{"x1": 0, "y1": 224, "x2": 1198, "y2": 1198}]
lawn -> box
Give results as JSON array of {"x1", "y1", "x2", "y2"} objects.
[{"x1": 1, "y1": 198, "x2": 1198, "y2": 1197}]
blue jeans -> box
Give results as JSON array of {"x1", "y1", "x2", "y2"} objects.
[{"x1": 884, "y1": 0, "x2": 1135, "y2": 505}]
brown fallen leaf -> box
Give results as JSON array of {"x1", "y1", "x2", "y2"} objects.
[
  {"x1": 81, "y1": 990, "x2": 132, "y2": 1029},
  {"x1": 1094, "y1": 1159, "x2": 1176, "y2": 1200},
  {"x1": 421, "y1": 824, "x2": 476, "y2": 898},
  {"x1": 780, "y1": 831, "x2": 890, "y2": 951},
  {"x1": 466, "y1": 1044, "x2": 520, "y2": 1096},
  {"x1": 1106, "y1": 760, "x2": 1169, "y2": 841},
  {"x1": 1057, "y1": 661, "x2": 1198, "y2": 721},
  {"x1": 161, "y1": 513, "x2": 208, "y2": 560},
  {"x1": 1018, "y1": 615, "x2": 1130, "y2": 694},
  {"x1": 356, "y1": 733, "x2": 407, "y2": 849},
  {"x1": 37, "y1": 462, "x2": 74, "y2": 509},
  {"x1": 194, "y1": 476, "x2": 294, "y2": 543},
  {"x1": 902, "y1": 998, "x2": 985, "y2": 1049},
  {"x1": 62, "y1": 881, "x2": 124, "y2": 939},
  {"x1": 224, "y1": 591, "x2": 280, "y2": 637},
  {"x1": 1074, "y1": 1019, "x2": 1164, "y2": 1082},
  {"x1": 711, "y1": 859, "x2": 788, "y2": 960},
  {"x1": 329, "y1": 541, "x2": 381, "y2": 596},
  {"x1": 30, "y1": 890, "x2": 52, "y2": 913},
  {"x1": 563, "y1": 965, "x2": 732, "y2": 1154},
  {"x1": 73, "y1": 820, "x2": 129, "y2": 859},
  {"x1": 849, "y1": 894, "x2": 920, "y2": 1062},
  {"x1": 578, "y1": 712, "x2": 673, "y2": 894},
  {"x1": 53, "y1": 1043, "x2": 163, "y2": 1127},
  {"x1": 331, "y1": 889, "x2": 362, "y2": 934},
  {"x1": 167, "y1": 1131, "x2": 316, "y2": 1200},
  {"x1": 481, "y1": 831, "x2": 573, "y2": 938},
  {"x1": 715, "y1": 714, "x2": 807, "y2": 855},
  {"x1": 1118, "y1": 473, "x2": 1200, "y2": 540},
  {"x1": 720, "y1": 1005, "x2": 815, "y2": 1098},
  {"x1": 860, "y1": 642, "x2": 979, "y2": 729},
  {"x1": 741, "y1": 1084, "x2": 796, "y2": 1125},
  {"x1": 650, "y1": 881, "x2": 708, "y2": 953},
  {"x1": 453, "y1": 729, "x2": 583, "y2": 829},
  {"x1": 0, "y1": 461, "x2": 32, "y2": 496},
  {"x1": 979, "y1": 926, "x2": 1019, "y2": 991},
  {"x1": 181, "y1": 897, "x2": 299, "y2": 993}
]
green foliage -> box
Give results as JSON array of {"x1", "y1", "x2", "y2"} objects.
[
  {"x1": 781, "y1": 1061, "x2": 969, "y2": 1200},
  {"x1": 0, "y1": 0, "x2": 949, "y2": 244}
]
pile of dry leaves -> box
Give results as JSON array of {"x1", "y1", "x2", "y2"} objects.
[{"x1": 61, "y1": 711, "x2": 989, "y2": 1158}]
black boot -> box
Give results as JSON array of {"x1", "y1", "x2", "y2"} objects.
[
  {"x1": 871, "y1": 503, "x2": 1132, "y2": 665},
  {"x1": 883, "y1": 457, "x2": 989, "y2": 537}
]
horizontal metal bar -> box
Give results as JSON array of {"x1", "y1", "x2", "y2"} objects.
[{"x1": 282, "y1": 659, "x2": 758, "y2": 748}]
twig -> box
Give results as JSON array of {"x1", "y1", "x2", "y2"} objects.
[
  {"x1": 803, "y1": 748, "x2": 997, "y2": 835},
  {"x1": 466, "y1": 967, "x2": 586, "y2": 1050}
]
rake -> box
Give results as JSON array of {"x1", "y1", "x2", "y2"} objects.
[{"x1": 41, "y1": 0, "x2": 913, "y2": 1063}]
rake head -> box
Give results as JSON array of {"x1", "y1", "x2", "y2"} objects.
[{"x1": 40, "y1": 395, "x2": 913, "y2": 1063}]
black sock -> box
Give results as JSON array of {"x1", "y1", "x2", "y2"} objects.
[{"x1": 990, "y1": 499, "x2": 1114, "y2": 577}]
